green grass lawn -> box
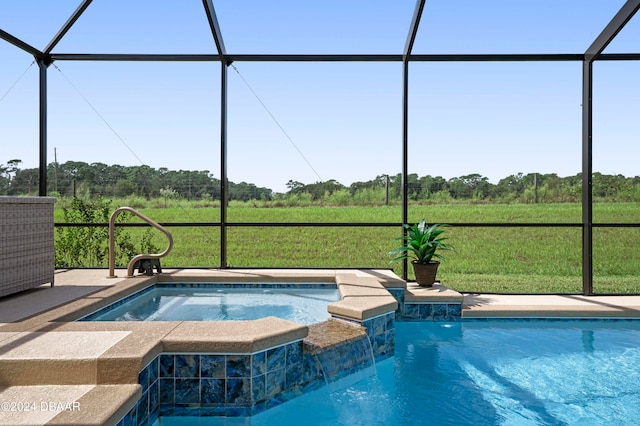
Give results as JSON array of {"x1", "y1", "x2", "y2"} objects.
[{"x1": 54, "y1": 202, "x2": 640, "y2": 294}]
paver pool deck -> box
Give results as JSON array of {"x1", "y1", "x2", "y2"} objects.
[{"x1": 1, "y1": 268, "x2": 640, "y2": 425}]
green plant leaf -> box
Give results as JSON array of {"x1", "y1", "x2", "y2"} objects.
[{"x1": 389, "y1": 218, "x2": 454, "y2": 264}]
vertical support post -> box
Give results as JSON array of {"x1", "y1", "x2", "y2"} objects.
[
  {"x1": 37, "y1": 58, "x2": 49, "y2": 196},
  {"x1": 401, "y1": 0, "x2": 425, "y2": 281},
  {"x1": 580, "y1": 0, "x2": 640, "y2": 295},
  {"x1": 401, "y1": 60, "x2": 410, "y2": 280},
  {"x1": 384, "y1": 174, "x2": 389, "y2": 206},
  {"x1": 582, "y1": 61, "x2": 594, "y2": 295},
  {"x1": 220, "y1": 61, "x2": 229, "y2": 268}
]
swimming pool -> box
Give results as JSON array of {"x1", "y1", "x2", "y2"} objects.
[
  {"x1": 81, "y1": 283, "x2": 339, "y2": 325},
  {"x1": 155, "y1": 319, "x2": 640, "y2": 425}
]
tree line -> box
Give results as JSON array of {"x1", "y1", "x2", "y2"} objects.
[
  {"x1": 287, "y1": 171, "x2": 640, "y2": 203},
  {"x1": 2, "y1": 159, "x2": 640, "y2": 204},
  {"x1": 1, "y1": 160, "x2": 271, "y2": 202}
]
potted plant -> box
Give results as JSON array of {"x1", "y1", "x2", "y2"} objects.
[{"x1": 389, "y1": 218, "x2": 454, "y2": 287}]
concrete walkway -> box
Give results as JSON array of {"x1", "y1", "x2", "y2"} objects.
[{"x1": 0, "y1": 269, "x2": 129, "y2": 325}]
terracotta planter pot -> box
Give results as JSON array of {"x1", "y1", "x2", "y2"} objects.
[{"x1": 412, "y1": 261, "x2": 440, "y2": 287}]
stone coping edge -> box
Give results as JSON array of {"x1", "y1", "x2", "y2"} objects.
[
  {"x1": 463, "y1": 307, "x2": 640, "y2": 318},
  {"x1": 48, "y1": 270, "x2": 404, "y2": 331},
  {"x1": 304, "y1": 318, "x2": 368, "y2": 355},
  {"x1": 404, "y1": 282, "x2": 464, "y2": 303},
  {"x1": 161, "y1": 317, "x2": 308, "y2": 353},
  {"x1": 0, "y1": 318, "x2": 307, "y2": 387},
  {"x1": 155, "y1": 270, "x2": 337, "y2": 283},
  {"x1": 330, "y1": 273, "x2": 400, "y2": 321}
]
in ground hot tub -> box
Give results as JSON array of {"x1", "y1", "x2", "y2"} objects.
[{"x1": 79, "y1": 282, "x2": 339, "y2": 325}]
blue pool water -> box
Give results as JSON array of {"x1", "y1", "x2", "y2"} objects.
[
  {"x1": 82, "y1": 284, "x2": 339, "y2": 325},
  {"x1": 155, "y1": 319, "x2": 640, "y2": 426}
]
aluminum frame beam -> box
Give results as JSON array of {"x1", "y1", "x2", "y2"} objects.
[
  {"x1": 404, "y1": 0, "x2": 426, "y2": 59},
  {"x1": 49, "y1": 53, "x2": 402, "y2": 62},
  {"x1": 50, "y1": 53, "x2": 220, "y2": 62},
  {"x1": 44, "y1": 0, "x2": 93, "y2": 54},
  {"x1": 0, "y1": 29, "x2": 43, "y2": 58},
  {"x1": 400, "y1": 0, "x2": 426, "y2": 280},
  {"x1": 48, "y1": 53, "x2": 640, "y2": 63},
  {"x1": 201, "y1": 0, "x2": 229, "y2": 266},
  {"x1": 585, "y1": 0, "x2": 640, "y2": 62},
  {"x1": 580, "y1": 0, "x2": 639, "y2": 294},
  {"x1": 582, "y1": 62, "x2": 594, "y2": 295},
  {"x1": 219, "y1": 62, "x2": 228, "y2": 267},
  {"x1": 37, "y1": 59, "x2": 48, "y2": 196},
  {"x1": 202, "y1": 0, "x2": 227, "y2": 61},
  {"x1": 228, "y1": 54, "x2": 402, "y2": 62},
  {"x1": 401, "y1": 60, "x2": 410, "y2": 281}
]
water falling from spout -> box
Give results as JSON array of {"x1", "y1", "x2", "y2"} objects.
[{"x1": 308, "y1": 319, "x2": 378, "y2": 394}]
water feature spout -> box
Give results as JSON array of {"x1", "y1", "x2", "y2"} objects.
[{"x1": 304, "y1": 319, "x2": 377, "y2": 393}]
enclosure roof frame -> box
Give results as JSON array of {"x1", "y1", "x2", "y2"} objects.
[{"x1": 1, "y1": 0, "x2": 639, "y2": 295}]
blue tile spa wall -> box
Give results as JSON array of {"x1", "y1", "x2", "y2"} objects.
[
  {"x1": 361, "y1": 313, "x2": 395, "y2": 361},
  {"x1": 333, "y1": 312, "x2": 395, "y2": 362},
  {"x1": 308, "y1": 334, "x2": 376, "y2": 385},
  {"x1": 118, "y1": 331, "x2": 385, "y2": 423},
  {"x1": 401, "y1": 302, "x2": 462, "y2": 321},
  {"x1": 116, "y1": 357, "x2": 159, "y2": 426},
  {"x1": 385, "y1": 286, "x2": 462, "y2": 321},
  {"x1": 386, "y1": 288, "x2": 405, "y2": 317},
  {"x1": 156, "y1": 342, "x2": 311, "y2": 417}
]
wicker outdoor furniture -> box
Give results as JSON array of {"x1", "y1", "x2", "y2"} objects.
[{"x1": 0, "y1": 196, "x2": 56, "y2": 297}]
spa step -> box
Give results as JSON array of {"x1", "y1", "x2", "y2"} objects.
[
  {"x1": 0, "y1": 384, "x2": 140, "y2": 426},
  {"x1": 0, "y1": 330, "x2": 134, "y2": 386}
]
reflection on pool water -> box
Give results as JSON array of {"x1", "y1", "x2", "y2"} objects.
[
  {"x1": 81, "y1": 283, "x2": 339, "y2": 325},
  {"x1": 155, "y1": 319, "x2": 640, "y2": 425}
]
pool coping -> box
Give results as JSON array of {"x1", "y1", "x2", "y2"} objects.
[
  {"x1": 463, "y1": 292, "x2": 640, "y2": 318},
  {"x1": 2, "y1": 269, "x2": 640, "y2": 425},
  {"x1": 0, "y1": 269, "x2": 405, "y2": 384}
]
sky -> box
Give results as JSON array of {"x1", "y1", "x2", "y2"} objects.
[{"x1": 0, "y1": 0, "x2": 639, "y2": 193}]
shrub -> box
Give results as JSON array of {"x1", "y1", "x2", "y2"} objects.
[{"x1": 55, "y1": 196, "x2": 158, "y2": 268}]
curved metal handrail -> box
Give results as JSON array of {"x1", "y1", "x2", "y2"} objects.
[{"x1": 108, "y1": 206, "x2": 173, "y2": 278}]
